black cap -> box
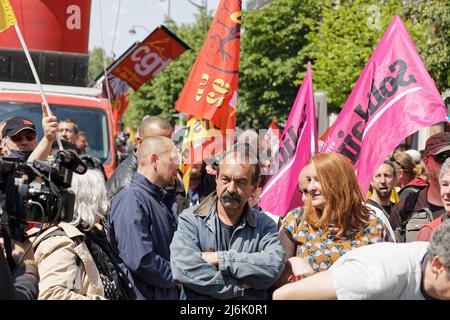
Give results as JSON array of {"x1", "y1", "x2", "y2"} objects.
[{"x1": 2, "y1": 116, "x2": 36, "y2": 137}]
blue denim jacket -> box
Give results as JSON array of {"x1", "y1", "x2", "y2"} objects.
[{"x1": 170, "y1": 193, "x2": 285, "y2": 300}]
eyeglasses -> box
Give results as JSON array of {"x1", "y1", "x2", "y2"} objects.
[
  {"x1": 10, "y1": 131, "x2": 36, "y2": 142},
  {"x1": 434, "y1": 152, "x2": 450, "y2": 165},
  {"x1": 58, "y1": 127, "x2": 75, "y2": 134}
]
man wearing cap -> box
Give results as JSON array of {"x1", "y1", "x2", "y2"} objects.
[
  {"x1": 1, "y1": 116, "x2": 38, "y2": 161},
  {"x1": 389, "y1": 132, "x2": 450, "y2": 242},
  {"x1": 1, "y1": 113, "x2": 59, "y2": 162}
]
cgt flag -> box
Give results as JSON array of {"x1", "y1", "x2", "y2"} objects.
[
  {"x1": 321, "y1": 16, "x2": 447, "y2": 194},
  {"x1": 175, "y1": 0, "x2": 242, "y2": 132},
  {"x1": 0, "y1": 0, "x2": 16, "y2": 33},
  {"x1": 259, "y1": 62, "x2": 317, "y2": 217},
  {"x1": 111, "y1": 25, "x2": 189, "y2": 90}
]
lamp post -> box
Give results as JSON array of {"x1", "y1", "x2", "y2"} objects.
[
  {"x1": 187, "y1": 0, "x2": 208, "y2": 34},
  {"x1": 159, "y1": 0, "x2": 171, "y2": 19},
  {"x1": 129, "y1": 25, "x2": 150, "y2": 35}
]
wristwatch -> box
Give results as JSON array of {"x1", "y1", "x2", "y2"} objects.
[
  {"x1": 23, "y1": 259, "x2": 37, "y2": 267},
  {"x1": 23, "y1": 259, "x2": 39, "y2": 280}
]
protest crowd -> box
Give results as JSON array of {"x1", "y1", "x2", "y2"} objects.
[{"x1": 1, "y1": 0, "x2": 450, "y2": 302}]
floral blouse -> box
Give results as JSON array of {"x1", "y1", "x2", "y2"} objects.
[{"x1": 282, "y1": 207, "x2": 388, "y2": 273}]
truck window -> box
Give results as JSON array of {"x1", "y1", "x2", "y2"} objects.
[{"x1": 0, "y1": 102, "x2": 111, "y2": 164}]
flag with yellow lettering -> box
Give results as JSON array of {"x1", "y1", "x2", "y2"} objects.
[
  {"x1": 175, "y1": 0, "x2": 242, "y2": 132},
  {"x1": 179, "y1": 116, "x2": 223, "y2": 195},
  {"x1": 0, "y1": 0, "x2": 17, "y2": 33},
  {"x1": 177, "y1": 0, "x2": 242, "y2": 193}
]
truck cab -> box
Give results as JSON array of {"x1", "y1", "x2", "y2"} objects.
[{"x1": 0, "y1": 81, "x2": 117, "y2": 178}]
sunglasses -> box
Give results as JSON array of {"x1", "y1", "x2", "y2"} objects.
[
  {"x1": 10, "y1": 131, "x2": 36, "y2": 142},
  {"x1": 434, "y1": 152, "x2": 450, "y2": 164}
]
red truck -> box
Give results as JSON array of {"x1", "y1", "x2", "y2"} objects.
[
  {"x1": 0, "y1": 81, "x2": 117, "y2": 177},
  {"x1": 0, "y1": 0, "x2": 117, "y2": 177}
]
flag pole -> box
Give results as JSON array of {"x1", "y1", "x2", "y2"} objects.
[
  {"x1": 13, "y1": 24, "x2": 64, "y2": 151},
  {"x1": 308, "y1": 61, "x2": 316, "y2": 155}
]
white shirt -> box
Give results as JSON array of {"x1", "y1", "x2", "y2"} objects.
[{"x1": 331, "y1": 242, "x2": 429, "y2": 300}]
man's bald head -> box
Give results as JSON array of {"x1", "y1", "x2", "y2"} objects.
[
  {"x1": 137, "y1": 136, "x2": 179, "y2": 188},
  {"x1": 137, "y1": 136, "x2": 174, "y2": 167},
  {"x1": 138, "y1": 116, "x2": 173, "y2": 143}
]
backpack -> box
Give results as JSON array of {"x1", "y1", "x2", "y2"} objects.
[
  {"x1": 399, "y1": 186, "x2": 433, "y2": 242},
  {"x1": 404, "y1": 207, "x2": 434, "y2": 242}
]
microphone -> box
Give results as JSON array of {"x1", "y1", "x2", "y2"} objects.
[{"x1": 54, "y1": 150, "x2": 88, "y2": 175}]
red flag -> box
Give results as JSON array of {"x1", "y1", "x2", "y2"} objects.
[
  {"x1": 111, "y1": 25, "x2": 189, "y2": 90},
  {"x1": 321, "y1": 16, "x2": 447, "y2": 194},
  {"x1": 175, "y1": 0, "x2": 242, "y2": 132},
  {"x1": 261, "y1": 118, "x2": 281, "y2": 157}
]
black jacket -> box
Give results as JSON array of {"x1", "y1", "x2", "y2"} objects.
[
  {"x1": 175, "y1": 173, "x2": 216, "y2": 215},
  {"x1": 106, "y1": 149, "x2": 137, "y2": 200},
  {"x1": 0, "y1": 251, "x2": 38, "y2": 300}
]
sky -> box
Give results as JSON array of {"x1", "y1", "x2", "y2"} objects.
[{"x1": 88, "y1": 0, "x2": 224, "y2": 59}]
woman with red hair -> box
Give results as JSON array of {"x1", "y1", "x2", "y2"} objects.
[{"x1": 276, "y1": 152, "x2": 391, "y2": 285}]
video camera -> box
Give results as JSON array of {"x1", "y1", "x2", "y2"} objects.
[{"x1": 0, "y1": 150, "x2": 87, "y2": 241}]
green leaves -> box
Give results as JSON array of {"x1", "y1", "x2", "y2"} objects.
[
  {"x1": 123, "y1": 12, "x2": 211, "y2": 130},
  {"x1": 118, "y1": 0, "x2": 448, "y2": 132}
]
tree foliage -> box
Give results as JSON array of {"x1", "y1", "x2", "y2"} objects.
[
  {"x1": 304, "y1": 0, "x2": 428, "y2": 113},
  {"x1": 120, "y1": 0, "x2": 448, "y2": 131},
  {"x1": 87, "y1": 47, "x2": 113, "y2": 84},
  {"x1": 238, "y1": 0, "x2": 323, "y2": 128},
  {"x1": 407, "y1": 0, "x2": 450, "y2": 96},
  {"x1": 123, "y1": 14, "x2": 211, "y2": 130}
]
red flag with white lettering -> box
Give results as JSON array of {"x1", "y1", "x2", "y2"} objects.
[{"x1": 110, "y1": 25, "x2": 189, "y2": 90}]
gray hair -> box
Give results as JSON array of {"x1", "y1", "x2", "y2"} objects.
[
  {"x1": 218, "y1": 142, "x2": 260, "y2": 185},
  {"x1": 427, "y1": 220, "x2": 450, "y2": 275},
  {"x1": 439, "y1": 158, "x2": 450, "y2": 184},
  {"x1": 69, "y1": 169, "x2": 108, "y2": 230}
]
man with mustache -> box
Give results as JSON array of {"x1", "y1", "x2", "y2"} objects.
[{"x1": 170, "y1": 143, "x2": 285, "y2": 300}]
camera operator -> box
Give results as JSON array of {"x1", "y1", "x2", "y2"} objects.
[
  {"x1": 0, "y1": 108, "x2": 58, "y2": 162},
  {"x1": 0, "y1": 237, "x2": 39, "y2": 300}
]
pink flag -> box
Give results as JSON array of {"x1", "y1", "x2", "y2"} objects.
[
  {"x1": 321, "y1": 16, "x2": 447, "y2": 194},
  {"x1": 259, "y1": 62, "x2": 318, "y2": 217}
]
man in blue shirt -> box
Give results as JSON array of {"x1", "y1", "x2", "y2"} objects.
[{"x1": 108, "y1": 136, "x2": 180, "y2": 300}]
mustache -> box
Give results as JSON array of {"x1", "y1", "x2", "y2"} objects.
[{"x1": 220, "y1": 191, "x2": 241, "y2": 203}]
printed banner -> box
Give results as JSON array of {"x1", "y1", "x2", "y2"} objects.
[
  {"x1": 259, "y1": 62, "x2": 317, "y2": 217},
  {"x1": 111, "y1": 25, "x2": 189, "y2": 90},
  {"x1": 321, "y1": 16, "x2": 447, "y2": 194},
  {"x1": 175, "y1": 0, "x2": 242, "y2": 132}
]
